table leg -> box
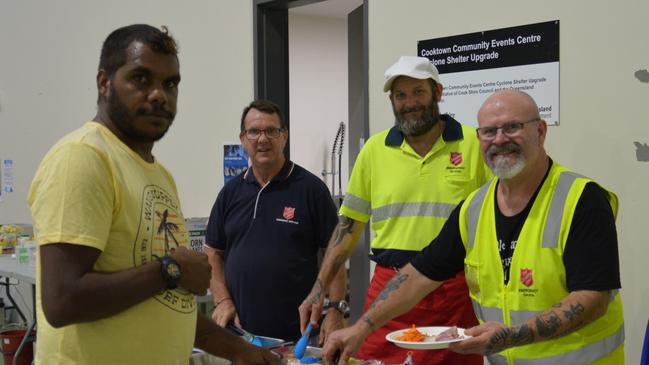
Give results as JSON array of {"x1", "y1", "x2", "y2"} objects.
[
  {"x1": 1, "y1": 277, "x2": 27, "y2": 323},
  {"x1": 11, "y1": 319, "x2": 35, "y2": 365},
  {"x1": 11, "y1": 284, "x2": 36, "y2": 365}
]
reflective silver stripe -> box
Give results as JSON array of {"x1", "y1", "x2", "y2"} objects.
[
  {"x1": 487, "y1": 354, "x2": 508, "y2": 365},
  {"x1": 473, "y1": 301, "x2": 503, "y2": 323},
  {"x1": 471, "y1": 299, "x2": 483, "y2": 321},
  {"x1": 513, "y1": 323, "x2": 624, "y2": 365},
  {"x1": 509, "y1": 310, "x2": 543, "y2": 326},
  {"x1": 475, "y1": 303, "x2": 564, "y2": 327},
  {"x1": 486, "y1": 323, "x2": 625, "y2": 365},
  {"x1": 371, "y1": 201, "x2": 456, "y2": 223},
  {"x1": 467, "y1": 182, "x2": 491, "y2": 248},
  {"x1": 342, "y1": 193, "x2": 371, "y2": 215},
  {"x1": 542, "y1": 171, "x2": 585, "y2": 248}
]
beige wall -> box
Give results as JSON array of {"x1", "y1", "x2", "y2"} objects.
[
  {"x1": 368, "y1": 0, "x2": 649, "y2": 363},
  {"x1": 288, "y1": 11, "x2": 349, "y2": 195},
  {"x1": 0, "y1": 0, "x2": 255, "y2": 224}
]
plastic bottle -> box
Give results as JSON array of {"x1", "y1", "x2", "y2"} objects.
[
  {"x1": 17, "y1": 238, "x2": 29, "y2": 264},
  {"x1": 26, "y1": 240, "x2": 37, "y2": 267}
]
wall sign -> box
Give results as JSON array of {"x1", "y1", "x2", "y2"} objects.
[{"x1": 418, "y1": 20, "x2": 560, "y2": 126}]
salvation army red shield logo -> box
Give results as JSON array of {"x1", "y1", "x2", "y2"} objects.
[
  {"x1": 450, "y1": 152, "x2": 463, "y2": 166},
  {"x1": 520, "y1": 268, "x2": 534, "y2": 287},
  {"x1": 283, "y1": 207, "x2": 296, "y2": 220}
]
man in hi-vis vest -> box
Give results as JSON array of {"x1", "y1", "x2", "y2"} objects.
[
  {"x1": 321, "y1": 90, "x2": 624, "y2": 365},
  {"x1": 300, "y1": 56, "x2": 489, "y2": 365}
]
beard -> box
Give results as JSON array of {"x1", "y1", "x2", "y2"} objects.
[
  {"x1": 106, "y1": 83, "x2": 175, "y2": 143},
  {"x1": 485, "y1": 142, "x2": 526, "y2": 179},
  {"x1": 393, "y1": 98, "x2": 440, "y2": 137}
]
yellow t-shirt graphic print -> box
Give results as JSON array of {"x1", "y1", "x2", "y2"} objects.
[
  {"x1": 29, "y1": 122, "x2": 196, "y2": 365},
  {"x1": 139, "y1": 186, "x2": 195, "y2": 313}
]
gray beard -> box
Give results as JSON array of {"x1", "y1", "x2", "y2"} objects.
[
  {"x1": 396, "y1": 117, "x2": 437, "y2": 136},
  {"x1": 486, "y1": 143, "x2": 526, "y2": 179}
]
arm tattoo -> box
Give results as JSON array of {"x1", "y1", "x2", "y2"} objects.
[
  {"x1": 307, "y1": 279, "x2": 324, "y2": 305},
  {"x1": 369, "y1": 272, "x2": 408, "y2": 309},
  {"x1": 536, "y1": 311, "x2": 562, "y2": 338},
  {"x1": 485, "y1": 324, "x2": 534, "y2": 354},
  {"x1": 321, "y1": 216, "x2": 355, "y2": 284},
  {"x1": 562, "y1": 303, "x2": 585, "y2": 323},
  {"x1": 486, "y1": 300, "x2": 588, "y2": 354},
  {"x1": 339, "y1": 215, "x2": 355, "y2": 232},
  {"x1": 362, "y1": 316, "x2": 376, "y2": 332},
  {"x1": 330, "y1": 216, "x2": 355, "y2": 248}
]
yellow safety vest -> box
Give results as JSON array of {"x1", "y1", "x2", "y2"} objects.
[{"x1": 459, "y1": 162, "x2": 624, "y2": 365}]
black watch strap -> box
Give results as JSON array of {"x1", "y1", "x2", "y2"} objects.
[{"x1": 154, "y1": 255, "x2": 182, "y2": 289}]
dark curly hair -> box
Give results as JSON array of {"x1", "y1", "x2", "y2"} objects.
[
  {"x1": 240, "y1": 99, "x2": 287, "y2": 132},
  {"x1": 98, "y1": 24, "x2": 178, "y2": 78}
]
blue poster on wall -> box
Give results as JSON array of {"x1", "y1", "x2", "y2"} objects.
[{"x1": 223, "y1": 144, "x2": 249, "y2": 184}]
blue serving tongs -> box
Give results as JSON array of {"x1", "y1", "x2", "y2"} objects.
[
  {"x1": 293, "y1": 323, "x2": 313, "y2": 359},
  {"x1": 226, "y1": 322, "x2": 263, "y2": 346}
]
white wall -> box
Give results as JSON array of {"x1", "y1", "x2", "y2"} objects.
[
  {"x1": 288, "y1": 12, "x2": 349, "y2": 197},
  {"x1": 369, "y1": 0, "x2": 649, "y2": 363},
  {"x1": 0, "y1": 0, "x2": 255, "y2": 224}
]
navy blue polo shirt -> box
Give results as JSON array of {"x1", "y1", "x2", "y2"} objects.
[{"x1": 205, "y1": 160, "x2": 338, "y2": 340}]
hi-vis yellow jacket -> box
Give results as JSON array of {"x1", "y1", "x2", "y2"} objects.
[{"x1": 459, "y1": 162, "x2": 624, "y2": 365}]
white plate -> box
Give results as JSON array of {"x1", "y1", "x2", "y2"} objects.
[{"x1": 385, "y1": 326, "x2": 470, "y2": 350}]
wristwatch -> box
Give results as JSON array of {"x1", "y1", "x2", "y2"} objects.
[
  {"x1": 326, "y1": 299, "x2": 350, "y2": 316},
  {"x1": 156, "y1": 255, "x2": 182, "y2": 289}
]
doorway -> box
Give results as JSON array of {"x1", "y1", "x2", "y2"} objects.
[{"x1": 253, "y1": 0, "x2": 369, "y2": 322}]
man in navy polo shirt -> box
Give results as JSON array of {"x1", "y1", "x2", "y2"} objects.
[{"x1": 204, "y1": 99, "x2": 346, "y2": 342}]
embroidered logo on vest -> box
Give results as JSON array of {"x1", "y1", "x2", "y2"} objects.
[{"x1": 520, "y1": 268, "x2": 534, "y2": 287}]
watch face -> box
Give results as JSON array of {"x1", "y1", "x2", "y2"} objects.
[
  {"x1": 166, "y1": 262, "x2": 181, "y2": 279},
  {"x1": 338, "y1": 301, "x2": 349, "y2": 312}
]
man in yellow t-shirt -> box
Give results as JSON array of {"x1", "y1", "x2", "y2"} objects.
[{"x1": 28, "y1": 24, "x2": 283, "y2": 365}]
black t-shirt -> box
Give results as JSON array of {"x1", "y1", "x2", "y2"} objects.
[
  {"x1": 205, "y1": 161, "x2": 338, "y2": 340},
  {"x1": 494, "y1": 165, "x2": 547, "y2": 284},
  {"x1": 411, "y1": 168, "x2": 621, "y2": 292}
]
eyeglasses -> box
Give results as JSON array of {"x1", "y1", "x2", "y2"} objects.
[
  {"x1": 476, "y1": 118, "x2": 540, "y2": 140},
  {"x1": 243, "y1": 127, "x2": 284, "y2": 140}
]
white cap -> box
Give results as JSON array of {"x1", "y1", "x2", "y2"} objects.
[{"x1": 383, "y1": 56, "x2": 440, "y2": 92}]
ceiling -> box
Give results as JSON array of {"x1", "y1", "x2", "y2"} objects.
[{"x1": 289, "y1": 0, "x2": 363, "y2": 19}]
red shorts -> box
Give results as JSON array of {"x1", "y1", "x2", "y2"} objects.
[{"x1": 355, "y1": 265, "x2": 482, "y2": 365}]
